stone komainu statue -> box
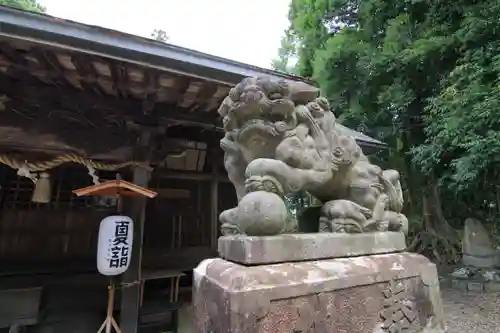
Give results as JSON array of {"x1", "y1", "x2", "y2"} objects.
[{"x1": 218, "y1": 76, "x2": 407, "y2": 236}]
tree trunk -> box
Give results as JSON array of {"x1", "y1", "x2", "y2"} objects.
[{"x1": 420, "y1": 179, "x2": 459, "y2": 264}]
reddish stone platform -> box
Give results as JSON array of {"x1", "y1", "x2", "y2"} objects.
[{"x1": 193, "y1": 252, "x2": 445, "y2": 333}]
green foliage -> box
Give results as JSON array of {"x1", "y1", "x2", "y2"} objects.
[
  {"x1": 286, "y1": 0, "x2": 332, "y2": 77},
  {"x1": 151, "y1": 29, "x2": 169, "y2": 43},
  {"x1": 0, "y1": 0, "x2": 45, "y2": 12},
  {"x1": 277, "y1": 0, "x2": 500, "y2": 258},
  {"x1": 270, "y1": 28, "x2": 298, "y2": 74}
]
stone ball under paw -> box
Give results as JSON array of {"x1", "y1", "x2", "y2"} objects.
[{"x1": 237, "y1": 191, "x2": 287, "y2": 236}]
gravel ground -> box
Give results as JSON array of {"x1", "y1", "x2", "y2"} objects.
[
  {"x1": 178, "y1": 286, "x2": 500, "y2": 332},
  {"x1": 442, "y1": 287, "x2": 500, "y2": 333}
]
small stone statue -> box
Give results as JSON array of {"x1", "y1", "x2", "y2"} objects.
[{"x1": 218, "y1": 76, "x2": 408, "y2": 236}]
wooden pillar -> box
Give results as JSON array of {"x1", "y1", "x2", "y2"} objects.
[
  {"x1": 120, "y1": 130, "x2": 152, "y2": 333},
  {"x1": 210, "y1": 148, "x2": 219, "y2": 250}
]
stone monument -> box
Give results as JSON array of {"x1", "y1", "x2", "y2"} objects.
[
  {"x1": 193, "y1": 77, "x2": 445, "y2": 332},
  {"x1": 462, "y1": 217, "x2": 498, "y2": 268},
  {"x1": 450, "y1": 218, "x2": 500, "y2": 292}
]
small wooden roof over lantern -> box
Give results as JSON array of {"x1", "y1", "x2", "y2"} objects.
[{"x1": 72, "y1": 179, "x2": 158, "y2": 198}]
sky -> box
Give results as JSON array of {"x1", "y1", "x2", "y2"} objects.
[{"x1": 38, "y1": 0, "x2": 291, "y2": 69}]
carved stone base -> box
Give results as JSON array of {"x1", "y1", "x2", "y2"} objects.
[
  {"x1": 218, "y1": 231, "x2": 406, "y2": 264},
  {"x1": 193, "y1": 252, "x2": 445, "y2": 333}
]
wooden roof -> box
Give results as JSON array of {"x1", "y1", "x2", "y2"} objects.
[
  {"x1": 73, "y1": 179, "x2": 158, "y2": 198},
  {"x1": 0, "y1": 5, "x2": 307, "y2": 86},
  {"x1": 0, "y1": 5, "x2": 385, "y2": 162},
  {"x1": 0, "y1": 37, "x2": 230, "y2": 119},
  {"x1": 0, "y1": 37, "x2": 227, "y2": 161}
]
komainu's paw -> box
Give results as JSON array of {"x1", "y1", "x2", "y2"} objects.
[{"x1": 221, "y1": 223, "x2": 244, "y2": 236}]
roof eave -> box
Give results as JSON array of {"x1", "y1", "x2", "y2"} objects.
[
  {"x1": 0, "y1": 6, "x2": 387, "y2": 150},
  {"x1": 0, "y1": 5, "x2": 310, "y2": 86},
  {"x1": 357, "y1": 140, "x2": 388, "y2": 150}
]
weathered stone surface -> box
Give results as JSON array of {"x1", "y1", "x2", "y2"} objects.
[
  {"x1": 218, "y1": 231, "x2": 406, "y2": 264},
  {"x1": 193, "y1": 252, "x2": 445, "y2": 333},
  {"x1": 451, "y1": 279, "x2": 468, "y2": 291},
  {"x1": 462, "y1": 217, "x2": 499, "y2": 268},
  {"x1": 467, "y1": 281, "x2": 484, "y2": 292},
  {"x1": 484, "y1": 282, "x2": 500, "y2": 292},
  {"x1": 221, "y1": 191, "x2": 289, "y2": 236},
  {"x1": 218, "y1": 76, "x2": 408, "y2": 236}
]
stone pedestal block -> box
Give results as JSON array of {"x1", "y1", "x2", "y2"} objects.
[
  {"x1": 218, "y1": 232, "x2": 407, "y2": 265},
  {"x1": 193, "y1": 252, "x2": 445, "y2": 333}
]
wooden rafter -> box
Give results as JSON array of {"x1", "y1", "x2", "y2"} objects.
[
  {"x1": 0, "y1": 41, "x2": 230, "y2": 119},
  {"x1": 0, "y1": 74, "x2": 218, "y2": 127},
  {"x1": 142, "y1": 70, "x2": 159, "y2": 115},
  {"x1": 0, "y1": 39, "x2": 232, "y2": 160}
]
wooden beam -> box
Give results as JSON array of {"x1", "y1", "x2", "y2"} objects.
[
  {"x1": 179, "y1": 81, "x2": 203, "y2": 109},
  {"x1": 71, "y1": 53, "x2": 99, "y2": 78},
  {"x1": 141, "y1": 70, "x2": 159, "y2": 115},
  {"x1": 120, "y1": 130, "x2": 152, "y2": 333},
  {"x1": 210, "y1": 147, "x2": 220, "y2": 249},
  {"x1": 206, "y1": 85, "x2": 230, "y2": 112},
  {"x1": 109, "y1": 61, "x2": 129, "y2": 98},
  {"x1": 0, "y1": 42, "x2": 28, "y2": 67},
  {"x1": 153, "y1": 169, "x2": 230, "y2": 183},
  {"x1": 188, "y1": 82, "x2": 218, "y2": 113},
  {"x1": 0, "y1": 73, "x2": 219, "y2": 126},
  {"x1": 154, "y1": 188, "x2": 190, "y2": 199}
]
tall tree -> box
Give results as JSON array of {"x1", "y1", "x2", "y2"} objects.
[
  {"x1": 279, "y1": 0, "x2": 500, "y2": 261},
  {"x1": 270, "y1": 29, "x2": 298, "y2": 74},
  {"x1": 151, "y1": 29, "x2": 169, "y2": 43},
  {"x1": 0, "y1": 0, "x2": 45, "y2": 12}
]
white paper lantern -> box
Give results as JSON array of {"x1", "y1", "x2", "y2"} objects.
[{"x1": 97, "y1": 215, "x2": 134, "y2": 276}]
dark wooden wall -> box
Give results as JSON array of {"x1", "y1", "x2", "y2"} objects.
[
  {"x1": 0, "y1": 159, "x2": 237, "y2": 328},
  {"x1": 0, "y1": 164, "x2": 236, "y2": 274},
  {"x1": 0, "y1": 165, "x2": 116, "y2": 273}
]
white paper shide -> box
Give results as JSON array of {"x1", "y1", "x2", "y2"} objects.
[{"x1": 97, "y1": 215, "x2": 134, "y2": 276}]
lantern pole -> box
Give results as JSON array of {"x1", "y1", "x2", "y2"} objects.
[
  {"x1": 98, "y1": 175, "x2": 123, "y2": 333},
  {"x1": 97, "y1": 279, "x2": 121, "y2": 333},
  {"x1": 116, "y1": 173, "x2": 124, "y2": 214},
  {"x1": 72, "y1": 175, "x2": 157, "y2": 333}
]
